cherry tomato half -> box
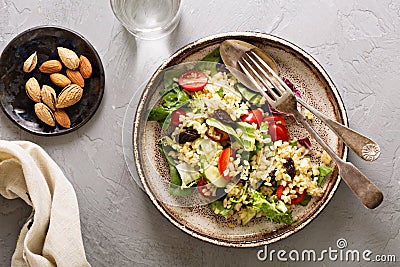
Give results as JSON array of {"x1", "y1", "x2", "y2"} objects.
[
  {"x1": 262, "y1": 115, "x2": 287, "y2": 127},
  {"x1": 240, "y1": 109, "x2": 263, "y2": 128},
  {"x1": 276, "y1": 185, "x2": 306, "y2": 205},
  {"x1": 290, "y1": 191, "x2": 307, "y2": 205},
  {"x1": 218, "y1": 147, "x2": 232, "y2": 180},
  {"x1": 276, "y1": 185, "x2": 285, "y2": 200},
  {"x1": 197, "y1": 178, "x2": 213, "y2": 198},
  {"x1": 205, "y1": 127, "x2": 229, "y2": 142},
  {"x1": 178, "y1": 70, "x2": 208, "y2": 91},
  {"x1": 269, "y1": 123, "x2": 289, "y2": 142},
  {"x1": 170, "y1": 109, "x2": 186, "y2": 126}
]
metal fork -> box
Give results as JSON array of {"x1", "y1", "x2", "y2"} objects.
[{"x1": 238, "y1": 50, "x2": 383, "y2": 209}]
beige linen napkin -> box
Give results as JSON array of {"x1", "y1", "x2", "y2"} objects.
[{"x1": 0, "y1": 140, "x2": 90, "y2": 267}]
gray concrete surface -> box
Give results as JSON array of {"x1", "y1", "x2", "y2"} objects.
[{"x1": 1, "y1": 0, "x2": 399, "y2": 266}]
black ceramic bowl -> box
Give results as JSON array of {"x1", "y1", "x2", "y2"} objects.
[{"x1": 0, "y1": 26, "x2": 105, "y2": 135}]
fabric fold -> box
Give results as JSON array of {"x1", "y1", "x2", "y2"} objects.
[{"x1": 0, "y1": 140, "x2": 90, "y2": 267}]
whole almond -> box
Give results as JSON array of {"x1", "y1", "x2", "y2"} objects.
[
  {"x1": 50, "y1": 73, "x2": 71, "y2": 87},
  {"x1": 54, "y1": 109, "x2": 71, "y2": 128},
  {"x1": 23, "y1": 52, "x2": 37, "y2": 73},
  {"x1": 57, "y1": 47, "x2": 80, "y2": 70},
  {"x1": 56, "y1": 84, "x2": 83, "y2": 108},
  {"x1": 66, "y1": 69, "x2": 84, "y2": 88},
  {"x1": 41, "y1": 85, "x2": 57, "y2": 111},
  {"x1": 34, "y1": 103, "x2": 55, "y2": 127},
  {"x1": 79, "y1": 55, "x2": 92, "y2": 78},
  {"x1": 39, "y1": 60, "x2": 62, "y2": 74},
  {"x1": 25, "y1": 77, "x2": 41, "y2": 102}
]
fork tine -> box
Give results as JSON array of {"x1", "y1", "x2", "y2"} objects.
[
  {"x1": 239, "y1": 57, "x2": 281, "y2": 101},
  {"x1": 248, "y1": 51, "x2": 293, "y2": 94},
  {"x1": 245, "y1": 51, "x2": 286, "y2": 95},
  {"x1": 237, "y1": 59, "x2": 276, "y2": 103},
  {"x1": 241, "y1": 54, "x2": 282, "y2": 101},
  {"x1": 242, "y1": 53, "x2": 280, "y2": 93}
]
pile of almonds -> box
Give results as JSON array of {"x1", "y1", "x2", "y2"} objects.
[{"x1": 23, "y1": 47, "x2": 92, "y2": 128}]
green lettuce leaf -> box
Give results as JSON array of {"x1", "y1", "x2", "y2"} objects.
[
  {"x1": 317, "y1": 165, "x2": 333, "y2": 185},
  {"x1": 148, "y1": 84, "x2": 190, "y2": 127},
  {"x1": 163, "y1": 69, "x2": 183, "y2": 90},
  {"x1": 201, "y1": 47, "x2": 222, "y2": 63},
  {"x1": 250, "y1": 190, "x2": 293, "y2": 225},
  {"x1": 162, "y1": 84, "x2": 190, "y2": 109},
  {"x1": 159, "y1": 141, "x2": 193, "y2": 196},
  {"x1": 235, "y1": 83, "x2": 263, "y2": 106},
  {"x1": 209, "y1": 200, "x2": 232, "y2": 216},
  {"x1": 168, "y1": 163, "x2": 195, "y2": 196},
  {"x1": 148, "y1": 106, "x2": 170, "y2": 122}
]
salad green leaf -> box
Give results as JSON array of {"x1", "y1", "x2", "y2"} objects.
[
  {"x1": 160, "y1": 135, "x2": 175, "y2": 147},
  {"x1": 205, "y1": 118, "x2": 256, "y2": 151},
  {"x1": 176, "y1": 163, "x2": 201, "y2": 188},
  {"x1": 196, "y1": 46, "x2": 221, "y2": 76},
  {"x1": 250, "y1": 190, "x2": 293, "y2": 225},
  {"x1": 317, "y1": 165, "x2": 333, "y2": 185},
  {"x1": 236, "y1": 122, "x2": 257, "y2": 151},
  {"x1": 169, "y1": 163, "x2": 182, "y2": 185},
  {"x1": 168, "y1": 164, "x2": 194, "y2": 196},
  {"x1": 201, "y1": 47, "x2": 222, "y2": 63},
  {"x1": 163, "y1": 69, "x2": 183, "y2": 89},
  {"x1": 148, "y1": 84, "x2": 190, "y2": 127},
  {"x1": 209, "y1": 200, "x2": 232, "y2": 216},
  {"x1": 206, "y1": 118, "x2": 237, "y2": 136},
  {"x1": 159, "y1": 137, "x2": 176, "y2": 166},
  {"x1": 160, "y1": 141, "x2": 194, "y2": 196},
  {"x1": 195, "y1": 61, "x2": 218, "y2": 76},
  {"x1": 148, "y1": 106, "x2": 170, "y2": 124},
  {"x1": 162, "y1": 84, "x2": 190, "y2": 109},
  {"x1": 235, "y1": 83, "x2": 263, "y2": 106}
]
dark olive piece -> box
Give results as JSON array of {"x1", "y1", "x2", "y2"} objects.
[
  {"x1": 175, "y1": 129, "x2": 200, "y2": 144},
  {"x1": 283, "y1": 158, "x2": 296, "y2": 179}
]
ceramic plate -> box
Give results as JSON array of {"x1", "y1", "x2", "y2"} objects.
[
  {"x1": 133, "y1": 32, "x2": 348, "y2": 247},
  {"x1": 0, "y1": 26, "x2": 105, "y2": 135}
]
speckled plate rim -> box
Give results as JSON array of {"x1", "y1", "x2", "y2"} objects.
[
  {"x1": 133, "y1": 32, "x2": 348, "y2": 247},
  {"x1": 0, "y1": 25, "x2": 105, "y2": 136}
]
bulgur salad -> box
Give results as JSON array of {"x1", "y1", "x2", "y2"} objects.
[{"x1": 147, "y1": 55, "x2": 333, "y2": 226}]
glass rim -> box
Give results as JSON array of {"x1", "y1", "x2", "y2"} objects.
[{"x1": 110, "y1": 0, "x2": 182, "y2": 38}]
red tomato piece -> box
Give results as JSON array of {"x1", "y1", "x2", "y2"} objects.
[
  {"x1": 170, "y1": 109, "x2": 186, "y2": 126},
  {"x1": 178, "y1": 70, "x2": 208, "y2": 91},
  {"x1": 218, "y1": 147, "x2": 232, "y2": 180},
  {"x1": 205, "y1": 127, "x2": 229, "y2": 142},
  {"x1": 240, "y1": 109, "x2": 263, "y2": 128},
  {"x1": 276, "y1": 185, "x2": 307, "y2": 205},
  {"x1": 276, "y1": 185, "x2": 284, "y2": 200},
  {"x1": 290, "y1": 191, "x2": 307, "y2": 205},
  {"x1": 269, "y1": 123, "x2": 289, "y2": 142},
  {"x1": 262, "y1": 115, "x2": 287, "y2": 127}
]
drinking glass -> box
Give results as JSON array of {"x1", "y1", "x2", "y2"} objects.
[{"x1": 110, "y1": 0, "x2": 182, "y2": 40}]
